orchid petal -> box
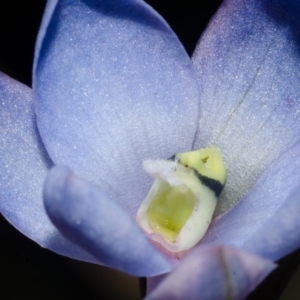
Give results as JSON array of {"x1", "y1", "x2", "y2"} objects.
[
  {"x1": 202, "y1": 140, "x2": 300, "y2": 261},
  {"x1": 0, "y1": 72, "x2": 99, "y2": 263},
  {"x1": 34, "y1": 0, "x2": 200, "y2": 217},
  {"x1": 244, "y1": 186, "x2": 300, "y2": 260},
  {"x1": 43, "y1": 166, "x2": 171, "y2": 276},
  {"x1": 146, "y1": 245, "x2": 275, "y2": 300},
  {"x1": 192, "y1": 0, "x2": 300, "y2": 215}
]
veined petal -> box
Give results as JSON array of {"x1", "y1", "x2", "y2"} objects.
[
  {"x1": 202, "y1": 140, "x2": 300, "y2": 261},
  {"x1": 34, "y1": 0, "x2": 200, "y2": 217},
  {"x1": 192, "y1": 0, "x2": 300, "y2": 215},
  {"x1": 43, "y1": 166, "x2": 171, "y2": 276},
  {"x1": 0, "y1": 72, "x2": 99, "y2": 263},
  {"x1": 146, "y1": 245, "x2": 275, "y2": 300}
]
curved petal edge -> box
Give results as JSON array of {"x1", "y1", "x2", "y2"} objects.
[
  {"x1": 43, "y1": 166, "x2": 172, "y2": 276},
  {"x1": 0, "y1": 71, "x2": 98, "y2": 264},
  {"x1": 192, "y1": 0, "x2": 300, "y2": 215},
  {"x1": 146, "y1": 245, "x2": 276, "y2": 300},
  {"x1": 33, "y1": 0, "x2": 200, "y2": 218}
]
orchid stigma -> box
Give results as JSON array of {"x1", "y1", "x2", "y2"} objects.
[{"x1": 137, "y1": 146, "x2": 226, "y2": 254}]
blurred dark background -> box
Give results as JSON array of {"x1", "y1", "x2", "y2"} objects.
[{"x1": 1, "y1": 1, "x2": 300, "y2": 299}]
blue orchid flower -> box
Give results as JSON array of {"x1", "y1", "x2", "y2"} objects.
[{"x1": 1, "y1": 0, "x2": 300, "y2": 299}]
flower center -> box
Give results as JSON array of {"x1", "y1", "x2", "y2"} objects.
[
  {"x1": 146, "y1": 180, "x2": 195, "y2": 242},
  {"x1": 136, "y1": 146, "x2": 226, "y2": 253}
]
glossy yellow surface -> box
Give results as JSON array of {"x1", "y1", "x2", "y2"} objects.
[{"x1": 146, "y1": 180, "x2": 196, "y2": 242}]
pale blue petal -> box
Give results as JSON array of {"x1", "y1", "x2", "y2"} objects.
[
  {"x1": 34, "y1": 0, "x2": 200, "y2": 217},
  {"x1": 0, "y1": 72, "x2": 102, "y2": 264},
  {"x1": 43, "y1": 166, "x2": 171, "y2": 276},
  {"x1": 202, "y1": 140, "x2": 300, "y2": 261},
  {"x1": 146, "y1": 245, "x2": 275, "y2": 300},
  {"x1": 192, "y1": 0, "x2": 300, "y2": 215},
  {"x1": 244, "y1": 186, "x2": 300, "y2": 260}
]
